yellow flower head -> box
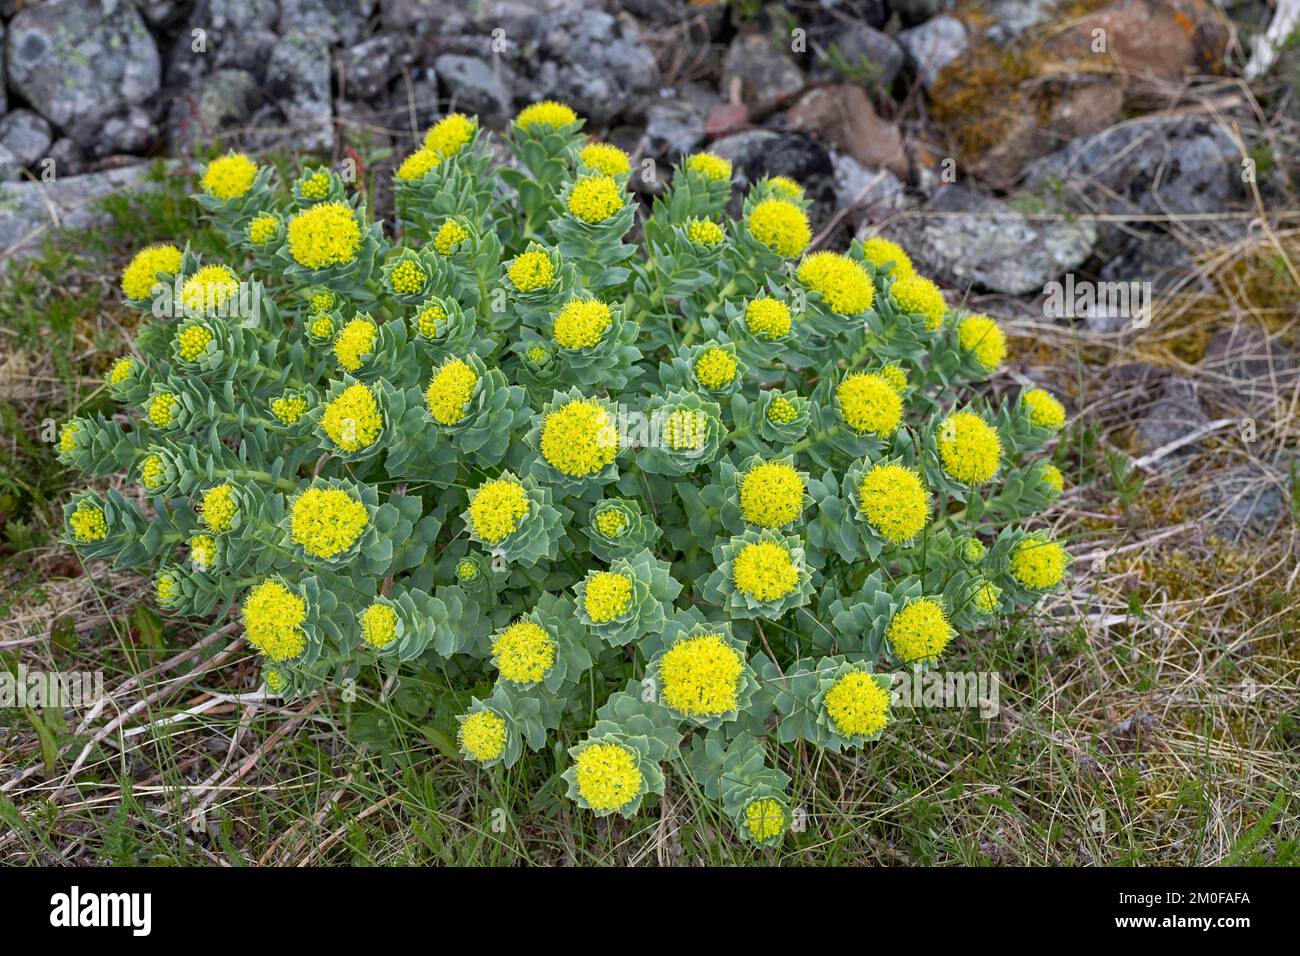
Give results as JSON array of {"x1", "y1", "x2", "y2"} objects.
[
  {"x1": 299, "y1": 170, "x2": 331, "y2": 200},
  {"x1": 857, "y1": 463, "x2": 929, "y2": 543},
  {"x1": 836, "y1": 372, "x2": 902, "y2": 437},
  {"x1": 659, "y1": 632, "x2": 745, "y2": 718},
  {"x1": 468, "y1": 478, "x2": 530, "y2": 544},
  {"x1": 459, "y1": 710, "x2": 507, "y2": 762},
  {"x1": 202, "y1": 152, "x2": 258, "y2": 200},
  {"x1": 433, "y1": 219, "x2": 470, "y2": 255},
  {"x1": 584, "y1": 571, "x2": 633, "y2": 623},
  {"x1": 553, "y1": 298, "x2": 613, "y2": 350},
  {"x1": 768, "y1": 175, "x2": 804, "y2": 199},
  {"x1": 739, "y1": 461, "x2": 805, "y2": 529},
  {"x1": 247, "y1": 213, "x2": 279, "y2": 245},
  {"x1": 176, "y1": 324, "x2": 214, "y2": 362},
  {"x1": 309, "y1": 315, "x2": 334, "y2": 340},
  {"x1": 201, "y1": 484, "x2": 237, "y2": 533},
  {"x1": 109, "y1": 356, "x2": 136, "y2": 385},
  {"x1": 938, "y1": 411, "x2": 1001, "y2": 485},
  {"x1": 887, "y1": 597, "x2": 953, "y2": 663},
  {"x1": 824, "y1": 671, "x2": 892, "y2": 738},
  {"x1": 580, "y1": 141, "x2": 631, "y2": 175},
  {"x1": 516, "y1": 100, "x2": 579, "y2": 131},
  {"x1": 271, "y1": 394, "x2": 308, "y2": 425},
  {"x1": 456, "y1": 557, "x2": 480, "y2": 581},
  {"x1": 1023, "y1": 388, "x2": 1065, "y2": 430},
  {"x1": 424, "y1": 112, "x2": 476, "y2": 157},
  {"x1": 686, "y1": 151, "x2": 732, "y2": 182},
  {"x1": 890, "y1": 274, "x2": 947, "y2": 329},
  {"x1": 155, "y1": 573, "x2": 177, "y2": 604},
  {"x1": 1039, "y1": 462, "x2": 1064, "y2": 494},
  {"x1": 958, "y1": 314, "x2": 1007, "y2": 371},
  {"x1": 360, "y1": 602, "x2": 399, "y2": 649},
  {"x1": 287, "y1": 201, "x2": 362, "y2": 269},
  {"x1": 69, "y1": 502, "x2": 108, "y2": 543},
  {"x1": 120, "y1": 244, "x2": 182, "y2": 301},
  {"x1": 1011, "y1": 536, "x2": 1068, "y2": 590},
  {"x1": 309, "y1": 290, "x2": 335, "y2": 314},
  {"x1": 687, "y1": 217, "x2": 725, "y2": 247},
  {"x1": 594, "y1": 508, "x2": 628, "y2": 537},
  {"x1": 389, "y1": 257, "x2": 426, "y2": 295},
  {"x1": 241, "y1": 579, "x2": 307, "y2": 661},
  {"x1": 767, "y1": 395, "x2": 798, "y2": 424},
  {"x1": 746, "y1": 198, "x2": 811, "y2": 258},
  {"x1": 507, "y1": 250, "x2": 554, "y2": 292},
  {"x1": 879, "y1": 363, "x2": 908, "y2": 394},
  {"x1": 140, "y1": 454, "x2": 165, "y2": 489},
  {"x1": 744, "y1": 798, "x2": 787, "y2": 841},
  {"x1": 58, "y1": 421, "x2": 80, "y2": 456},
  {"x1": 321, "y1": 383, "x2": 383, "y2": 452},
  {"x1": 148, "y1": 392, "x2": 178, "y2": 427},
  {"x1": 425, "y1": 357, "x2": 479, "y2": 426},
  {"x1": 290, "y1": 487, "x2": 369, "y2": 558},
  {"x1": 860, "y1": 236, "x2": 915, "y2": 278},
  {"x1": 661, "y1": 407, "x2": 708, "y2": 452},
  {"x1": 567, "y1": 174, "x2": 624, "y2": 224},
  {"x1": 540, "y1": 398, "x2": 618, "y2": 477},
  {"x1": 796, "y1": 251, "x2": 875, "y2": 315},
  {"x1": 492, "y1": 619, "x2": 556, "y2": 684},
  {"x1": 973, "y1": 580, "x2": 1000, "y2": 613},
  {"x1": 180, "y1": 264, "x2": 240, "y2": 313},
  {"x1": 694, "y1": 347, "x2": 738, "y2": 390},
  {"x1": 573, "y1": 742, "x2": 643, "y2": 812},
  {"x1": 732, "y1": 539, "x2": 799, "y2": 602},
  {"x1": 189, "y1": 534, "x2": 217, "y2": 571},
  {"x1": 264, "y1": 670, "x2": 286, "y2": 694},
  {"x1": 415, "y1": 303, "x2": 446, "y2": 339},
  {"x1": 334, "y1": 316, "x2": 377, "y2": 372},
  {"x1": 744, "y1": 297, "x2": 793, "y2": 339},
  {"x1": 396, "y1": 147, "x2": 440, "y2": 181}
]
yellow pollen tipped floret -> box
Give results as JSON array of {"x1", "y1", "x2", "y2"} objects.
[
  {"x1": 767, "y1": 395, "x2": 798, "y2": 424},
  {"x1": 200, "y1": 484, "x2": 237, "y2": 533},
  {"x1": 744, "y1": 798, "x2": 787, "y2": 840},
  {"x1": 567, "y1": 175, "x2": 624, "y2": 224},
  {"x1": 321, "y1": 383, "x2": 383, "y2": 452},
  {"x1": 739, "y1": 461, "x2": 805, "y2": 529},
  {"x1": 416, "y1": 303, "x2": 446, "y2": 338},
  {"x1": 515, "y1": 100, "x2": 578, "y2": 131},
  {"x1": 247, "y1": 214, "x2": 279, "y2": 244},
  {"x1": 580, "y1": 142, "x2": 631, "y2": 175},
  {"x1": 594, "y1": 508, "x2": 628, "y2": 537},
  {"x1": 659, "y1": 632, "x2": 744, "y2": 717},
  {"x1": 553, "y1": 298, "x2": 613, "y2": 350},
  {"x1": 120, "y1": 244, "x2": 182, "y2": 301},
  {"x1": 584, "y1": 571, "x2": 633, "y2": 623},
  {"x1": 890, "y1": 274, "x2": 947, "y2": 329},
  {"x1": 425, "y1": 358, "x2": 479, "y2": 425},
  {"x1": 202, "y1": 152, "x2": 258, "y2": 200},
  {"x1": 573, "y1": 742, "x2": 643, "y2": 812},
  {"x1": 796, "y1": 251, "x2": 875, "y2": 315},
  {"x1": 694, "y1": 348, "x2": 737, "y2": 389},
  {"x1": 334, "y1": 317, "x2": 377, "y2": 372},
  {"x1": 241, "y1": 579, "x2": 307, "y2": 661},
  {"x1": 687, "y1": 217, "x2": 725, "y2": 247},
  {"x1": 396, "y1": 147, "x2": 440, "y2": 181},
  {"x1": 424, "y1": 112, "x2": 476, "y2": 157},
  {"x1": 1024, "y1": 388, "x2": 1066, "y2": 429},
  {"x1": 836, "y1": 372, "x2": 902, "y2": 437},
  {"x1": 744, "y1": 297, "x2": 793, "y2": 339},
  {"x1": 308, "y1": 315, "x2": 334, "y2": 340},
  {"x1": 140, "y1": 454, "x2": 165, "y2": 489},
  {"x1": 180, "y1": 264, "x2": 240, "y2": 313},
  {"x1": 176, "y1": 324, "x2": 214, "y2": 362},
  {"x1": 433, "y1": 219, "x2": 470, "y2": 255},
  {"x1": 287, "y1": 201, "x2": 362, "y2": 269},
  {"x1": 360, "y1": 602, "x2": 399, "y2": 649},
  {"x1": 389, "y1": 258, "x2": 425, "y2": 294},
  {"x1": 468, "y1": 479, "x2": 530, "y2": 544},
  {"x1": 662, "y1": 407, "x2": 708, "y2": 451},
  {"x1": 887, "y1": 598, "x2": 953, "y2": 663},
  {"x1": 309, "y1": 291, "x2": 334, "y2": 313},
  {"x1": 290, "y1": 487, "x2": 368, "y2": 558},
  {"x1": 860, "y1": 236, "x2": 915, "y2": 278},
  {"x1": 858, "y1": 463, "x2": 929, "y2": 543},
  {"x1": 938, "y1": 411, "x2": 1002, "y2": 485},
  {"x1": 508, "y1": 250, "x2": 554, "y2": 292},
  {"x1": 69, "y1": 503, "x2": 108, "y2": 542},
  {"x1": 732, "y1": 540, "x2": 799, "y2": 602},
  {"x1": 189, "y1": 534, "x2": 217, "y2": 571},
  {"x1": 686, "y1": 151, "x2": 731, "y2": 182},
  {"x1": 109, "y1": 356, "x2": 135, "y2": 385},
  {"x1": 746, "y1": 198, "x2": 811, "y2": 258},
  {"x1": 540, "y1": 399, "x2": 618, "y2": 477},
  {"x1": 958, "y1": 314, "x2": 1007, "y2": 370},
  {"x1": 1011, "y1": 537, "x2": 1068, "y2": 590},
  {"x1": 459, "y1": 710, "x2": 507, "y2": 762},
  {"x1": 299, "y1": 171, "x2": 330, "y2": 200},
  {"x1": 148, "y1": 392, "x2": 178, "y2": 427},
  {"x1": 271, "y1": 395, "x2": 308, "y2": 425},
  {"x1": 823, "y1": 671, "x2": 892, "y2": 738},
  {"x1": 492, "y1": 619, "x2": 556, "y2": 684}
]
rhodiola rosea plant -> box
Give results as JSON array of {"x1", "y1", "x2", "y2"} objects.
[{"x1": 59, "y1": 100, "x2": 1071, "y2": 846}]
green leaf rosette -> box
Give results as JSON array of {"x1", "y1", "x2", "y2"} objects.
[
  {"x1": 461, "y1": 471, "x2": 565, "y2": 569},
  {"x1": 501, "y1": 242, "x2": 571, "y2": 332},
  {"x1": 291, "y1": 166, "x2": 347, "y2": 207},
  {"x1": 659, "y1": 338, "x2": 746, "y2": 399},
  {"x1": 307, "y1": 376, "x2": 399, "y2": 465},
  {"x1": 192, "y1": 162, "x2": 276, "y2": 243},
  {"x1": 585, "y1": 497, "x2": 662, "y2": 562},
  {"x1": 454, "y1": 694, "x2": 523, "y2": 769},
  {"x1": 56, "y1": 415, "x2": 143, "y2": 477},
  {"x1": 840, "y1": 453, "x2": 931, "y2": 559},
  {"x1": 379, "y1": 247, "x2": 434, "y2": 304},
  {"x1": 153, "y1": 562, "x2": 224, "y2": 617},
  {"x1": 657, "y1": 153, "x2": 733, "y2": 223},
  {"x1": 736, "y1": 388, "x2": 811, "y2": 454},
  {"x1": 636, "y1": 389, "x2": 724, "y2": 477},
  {"x1": 822, "y1": 572, "x2": 899, "y2": 661},
  {"x1": 715, "y1": 290, "x2": 812, "y2": 373},
  {"x1": 104, "y1": 353, "x2": 151, "y2": 403},
  {"x1": 352, "y1": 585, "x2": 465, "y2": 662},
  {"x1": 646, "y1": 622, "x2": 757, "y2": 728},
  {"x1": 416, "y1": 353, "x2": 530, "y2": 464},
  {"x1": 530, "y1": 295, "x2": 642, "y2": 390},
  {"x1": 274, "y1": 200, "x2": 384, "y2": 298},
  {"x1": 992, "y1": 389, "x2": 1064, "y2": 457},
  {"x1": 562, "y1": 732, "x2": 667, "y2": 820},
  {"x1": 683, "y1": 732, "x2": 793, "y2": 846},
  {"x1": 805, "y1": 469, "x2": 860, "y2": 564},
  {"x1": 279, "y1": 477, "x2": 405, "y2": 576},
  {"x1": 718, "y1": 453, "x2": 811, "y2": 536},
  {"x1": 489, "y1": 592, "x2": 593, "y2": 695},
  {"x1": 524, "y1": 386, "x2": 622, "y2": 496},
  {"x1": 984, "y1": 526, "x2": 1072, "y2": 608},
  {"x1": 61, "y1": 489, "x2": 147, "y2": 563},
  {"x1": 408, "y1": 294, "x2": 482, "y2": 359},
  {"x1": 807, "y1": 656, "x2": 896, "y2": 752},
  {"x1": 701, "y1": 529, "x2": 814, "y2": 620},
  {"x1": 574, "y1": 548, "x2": 682, "y2": 646}
]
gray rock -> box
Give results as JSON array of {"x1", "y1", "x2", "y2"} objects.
[
  {"x1": 712, "y1": 130, "x2": 838, "y2": 226},
  {"x1": 167, "y1": 0, "x2": 280, "y2": 86},
  {"x1": 721, "y1": 32, "x2": 805, "y2": 115},
  {"x1": 984, "y1": 0, "x2": 1058, "y2": 41},
  {"x1": 898, "y1": 14, "x2": 967, "y2": 88},
  {"x1": 891, "y1": 0, "x2": 956, "y2": 24},
  {"x1": 645, "y1": 85, "x2": 721, "y2": 159},
  {"x1": 137, "y1": 0, "x2": 190, "y2": 28},
  {"x1": 434, "y1": 54, "x2": 513, "y2": 126},
  {"x1": 1099, "y1": 233, "x2": 1203, "y2": 296},
  {"x1": 0, "y1": 164, "x2": 157, "y2": 261},
  {"x1": 380, "y1": 0, "x2": 478, "y2": 32},
  {"x1": 831, "y1": 152, "x2": 908, "y2": 215},
  {"x1": 169, "y1": 68, "x2": 261, "y2": 152},
  {"x1": 264, "y1": 32, "x2": 335, "y2": 153},
  {"x1": 85, "y1": 107, "x2": 159, "y2": 160},
  {"x1": 811, "y1": 21, "x2": 905, "y2": 91},
  {"x1": 1134, "y1": 376, "x2": 1208, "y2": 457},
  {"x1": 0, "y1": 109, "x2": 53, "y2": 180},
  {"x1": 1201, "y1": 324, "x2": 1299, "y2": 408},
  {"x1": 888, "y1": 185, "x2": 1097, "y2": 295},
  {"x1": 44, "y1": 138, "x2": 85, "y2": 179},
  {"x1": 343, "y1": 34, "x2": 407, "y2": 101},
  {"x1": 279, "y1": 0, "x2": 378, "y2": 45},
  {"x1": 1, "y1": 21, "x2": 7, "y2": 114},
  {"x1": 6, "y1": 1, "x2": 161, "y2": 143},
  {"x1": 1205, "y1": 463, "x2": 1289, "y2": 533}
]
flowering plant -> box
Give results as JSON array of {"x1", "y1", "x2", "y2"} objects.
[{"x1": 62, "y1": 102, "x2": 1071, "y2": 846}]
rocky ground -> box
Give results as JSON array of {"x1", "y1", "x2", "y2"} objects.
[{"x1": 0, "y1": 0, "x2": 1296, "y2": 864}]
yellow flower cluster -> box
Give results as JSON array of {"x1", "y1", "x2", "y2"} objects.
[
  {"x1": 334, "y1": 317, "x2": 377, "y2": 371},
  {"x1": 290, "y1": 487, "x2": 368, "y2": 558},
  {"x1": 202, "y1": 152, "x2": 257, "y2": 200},
  {"x1": 958, "y1": 314, "x2": 1007, "y2": 370},
  {"x1": 69, "y1": 502, "x2": 108, "y2": 543},
  {"x1": 459, "y1": 710, "x2": 507, "y2": 762},
  {"x1": 176, "y1": 324, "x2": 213, "y2": 362},
  {"x1": 415, "y1": 303, "x2": 446, "y2": 339},
  {"x1": 662, "y1": 408, "x2": 707, "y2": 451},
  {"x1": 540, "y1": 399, "x2": 617, "y2": 477},
  {"x1": 396, "y1": 148, "x2": 440, "y2": 181},
  {"x1": 200, "y1": 484, "x2": 237, "y2": 533},
  {"x1": 148, "y1": 392, "x2": 178, "y2": 427},
  {"x1": 567, "y1": 174, "x2": 624, "y2": 224},
  {"x1": 694, "y1": 347, "x2": 737, "y2": 389},
  {"x1": 180, "y1": 264, "x2": 239, "y2": 314},
  {"x1": 468, "y1": 479, "x2": 530, "y2": 544},
  {"x1": 685, "y1": 151, "x2": 731, "y2": 182},
  {"x1": 287, "y1": 201, "x2": 362, "y2": 269},
  {"x1": 140, "y1": 454, "x2": 165, "y2": 489},
  {"x1": 516, "y1": 100, "x2": 578, "y2": 131},
  {"x1": 594, "y1": 508, "x2": 628, "y2": 537},
  {"x1": 271, "y1": 394, "x2": 308, "y2": 425},
  {"x1": 580, "y1": 142, "x2": 631, "y2": 175},
  {"x1": 824, "y1": 671, "x2": 891, "y2": 738},
  {"x1": 797, "y1": 251, "x2": 875, "y2": 315},
  {"x1": 389, "y1": 258, "x2": 425, "y2": 294},
  {"x1": 507, "y1": 250, "x2": 554, "y2": 292},
  {"x1": 299, "y1": 171, "x2": 331, "y2": 200},
  {"x1": 744, "y1": 798, "x2": 787, "y2": 840},
  {"x1": 659, "y1": 632, "x2": 744, "y2": 717},
  {"x1": 767, "y1": 395, "x2": 798, "y2": 424},
  {"x1": 1024, "y1": 388, "x2": 1066, "y2": 429},
  {"x1": 247, "y1": 214, "x2": 279, "y2": 245},
  {"x1": 1011, "y1": 536, "x2": 1068, "y2": 589},
  {"x1": 573, "y1": 742, "x2": 643, "y2": 812},
  {"x1": 687, "y1": 217, "x2": 725, "y2": 247},
  {"x1": 433, "y1": 219, "x2": 469, "y2": 255},
  {"x1": 241, "y1": 579, "x2": 307, "y2": 661},
  {"x1": 425, "y1": 358, "x2": 479, "y2": 426},
  {"x1": 120, "y1": 243, "x2": 182, "y2": 301},
  {"x1": 739, "y1": 461, "x2": 805, "y2": 529},
  {"x1": 857, "y1": 463, "x2": 929, "y2": 543},
  {"x1": 746, "y1": 198, "x2": 811, "y2": 258},
  {"x1": 837, "y1": 372, "x2": 902, "y2": 437},
  {"x1": 744, "y1": 297, "x2": 792, "y2": 339},
  {"x1": 887, "y1": 598, "x2": 953, "y2": 663},
  {"x1": 732, "y1": 540, "x2": 799, "y2": 602},
  {"x1": 584, "y1": 571, "x2": 633, "y2": 623},
  {"x1": 553, "y1": 298, "x2": 612, "y2": 350},
  {"x1": 424, "y1": 113, "x2": 476, "y2": 158},
  {"x1": 321, "y1": 384, "x2": 383, "y2": 451},
  {"x1": 938, "y1": 411, "x2": 1002, "y2": 485},
  {"x1": 492, "y1": 619, "x2": 556, "y2": 684},
  {"x1": 861, "y1": 236, "x2": 914, "y2": 278},
  {"x1": 890, "y1": 274, "x2": 947, "y2": 329},
  {"x1": 360, "y1": 602, "x2": 399, "y2": 649}
]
